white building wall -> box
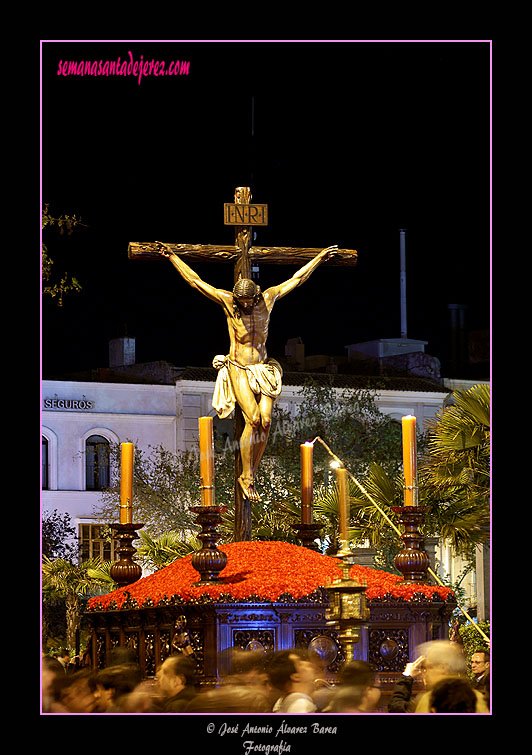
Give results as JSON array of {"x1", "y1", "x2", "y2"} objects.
[
  {"x1": 174, "y1": 380, "x2": 448, "y2": 451},
  {"x1": 42, "y1": 380, "x2": 177, "y2": 525},
  {"x1": 433, "y1": 541, "x2": 477, "y2": 607}
]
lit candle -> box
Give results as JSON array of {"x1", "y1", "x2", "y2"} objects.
[
  {"x1": 198, "y1": 416, "x2": 215, "y2": 506},
  {"x1": 335, "y1": 466, "x2": 349, "y2": 542},
  {"x1": 120, "y1": 442, "x2": 134, "y2": 524},
  {"x1": 402, "y1": 415, "x2": 417, "y2": 506},
  {"x1": 300, "y1": 442, "x2": 314, "y2": 524}
]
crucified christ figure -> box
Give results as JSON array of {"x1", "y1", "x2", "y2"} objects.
[{"x1": 156, "y1": 243, "x2": 338, "y2": 502}]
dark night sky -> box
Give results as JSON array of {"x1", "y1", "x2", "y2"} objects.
[{"x1": 41, "y1": 40, "x2": 490, "y2": 378}]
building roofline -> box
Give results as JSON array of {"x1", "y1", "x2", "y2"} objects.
[{"x1": 176, "y1": 366, "x2": 450, "y2": 393}]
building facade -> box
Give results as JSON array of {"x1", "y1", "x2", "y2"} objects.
[{"x1": 42, "y1": 379, "x2": 177, "y2": 561}]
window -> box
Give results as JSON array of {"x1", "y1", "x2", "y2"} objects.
[
  {"x1": 85, "y1": 435, "x2": 110, "y2": 490},
  {"x1": 42, "y1": 436, "x2": 49, "y2": 489},
  {"x1": 79, "y1": 523, "x2": 118, "y2": 562}
]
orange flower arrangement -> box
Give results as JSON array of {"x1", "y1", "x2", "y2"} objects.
[{"x1": 87, "y1": 541, "x2": 454, "y2": 611}]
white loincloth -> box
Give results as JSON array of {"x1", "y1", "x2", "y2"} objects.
[{"x1": 212, "y1": 355, "x2": 283, "y2": 419}]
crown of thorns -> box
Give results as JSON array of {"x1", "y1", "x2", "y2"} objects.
[{"x1": 232, "y1": 278, "x2": 260, "y2": 299}]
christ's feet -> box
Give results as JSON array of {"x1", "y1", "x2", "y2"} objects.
[{"x1": 238, "y1": 475, "x2": 262, "y2": 503}]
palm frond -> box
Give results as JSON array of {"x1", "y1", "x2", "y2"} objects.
[
  {"x1": 435, "y1": 498, "x2": 490, "y2": 555},
  {"x1": 136, "y1": 530, "x2": 200, "y2": 570},
  {"x1": 85, "y1": 560, "x2": 117, "y2": 585},
  {"x1": 426, "y1": 384, "x2": 490, "y2": 453},
  {"x1": 42, "y1": 556, "x2": 107, "y2": 597}
]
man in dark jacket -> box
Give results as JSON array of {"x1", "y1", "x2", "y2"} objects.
[
  {"x1": 388, "y1": 654, "x2": 426, "y2": 712},
  {"x1": 470, "y1": 649, "x2": 490, "y2": 708},
  {"x1": 156, "y1": 655, "x2": 197, "y2": 712}
]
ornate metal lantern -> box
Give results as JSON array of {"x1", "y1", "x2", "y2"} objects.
[{"x1": 325, "y1": 551, "x2": 370, "y2": 664}]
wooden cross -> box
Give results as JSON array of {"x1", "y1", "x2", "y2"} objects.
[{"x1": 128, "y1": 187, "x2": 357, "y2": 541}]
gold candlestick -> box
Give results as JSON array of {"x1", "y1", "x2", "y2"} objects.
[{"x1": 109, "y1": 521, "x2": 144, "y2": 587}]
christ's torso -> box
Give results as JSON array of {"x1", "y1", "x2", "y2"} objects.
[{"x1": 225, "y1": 296, "x2": 271, "y2": 366}]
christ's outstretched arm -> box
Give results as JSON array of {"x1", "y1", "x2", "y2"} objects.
[
  {"x1": 265, "y1": 245, "x2": 338, "y2": 304},
  {"x1": 155, "y1": 242, "x2": 229, "y2": 306}
]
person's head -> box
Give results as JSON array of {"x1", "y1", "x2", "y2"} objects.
[
  {"x1": 91, "y1": 664, "x2": 139, "y2": 711},
  {"x1": 58, "y1": 649, "x2": 70, "y2": 664},
  {"x1": 417, "y1": 640, "x2": 467, "y2": 688},
  {"x1": 232, "y1": 278, "x2": 261, "y2": 313},
  {"x1": 338, "y1": 660, "x2": 375, "y2": 687},
  {"x1": 42, "y1": 656, "x2": 62, "y2": 704},
  {"x1": 118, "y1": 680, "x2": 161, "y2": 713},
  {"x1": 54, "y1": 670, "x2": 96, "y2": 713},
  {"x1": 429, "y1": 677, "x2": 477, "y2": 713},
  {"x1": 470, "y1": 649, "x2": 489, "y2": 677},
  {"x1": 268, "y1": 650, "x2": 316, "y2": 695},
  {"x1": 337, "y1": 660, "x2": 381, "y2": 711},
  {"x1": 227, "y1": 649, "x2": 270, "y2": 689},
  {"x1": 328, "y1": 685, "x2": 370, "y2": 713},
  {"x1": 156, "y1": 655, "x2": 196, "y2": 698}
]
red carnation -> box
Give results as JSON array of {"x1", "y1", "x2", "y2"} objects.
[{"x1": 87, "y1": 541, "x2": 454, "y2": 611}]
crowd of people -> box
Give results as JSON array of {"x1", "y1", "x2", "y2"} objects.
[{"x1": 42, "y1": 640, "x2": 490, "y2": 715}]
